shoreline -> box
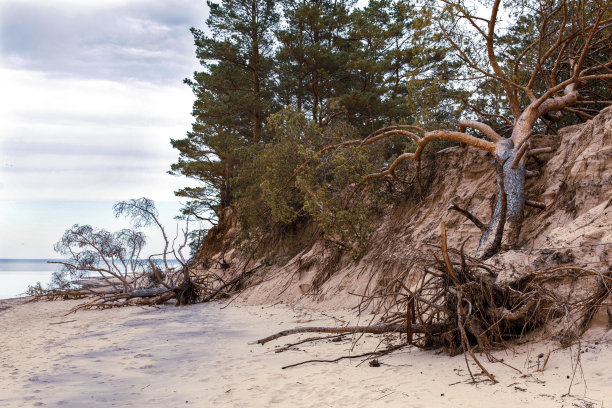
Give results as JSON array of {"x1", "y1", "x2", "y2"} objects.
[{"x1": 1, "y1": 297, "x2": 611, "y2": 407}]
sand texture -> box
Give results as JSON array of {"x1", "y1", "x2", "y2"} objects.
[{"x1": 1, "y1": 297, "x2": 611, "y2": 407}]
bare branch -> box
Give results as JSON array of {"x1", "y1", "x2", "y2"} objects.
[
  {"x1": 459, "y1": 119, "x2": 504, "y2": 142},
  {"x1": 253, "y1": 322, "x2": 450, "y2": 346},
  {"x1": 448, "y1": 202, "x2": 486, "y2": 232},
  {"x1": 447, "y1": 95, "x2": 513, "y2": 127},
  {"x1": 487, "y1": 0, "x2": 521, "y2": 118}
]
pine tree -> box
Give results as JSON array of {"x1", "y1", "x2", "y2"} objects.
[
  {"x1": 276, "y1": 0, "x2": 355, "y2": 125},
  {"x1": 170, "y1": 0, "x2": 279, "y2": 213},
  {"x1": 341, "y1": 0, "x2": 410, "y2": 133}
]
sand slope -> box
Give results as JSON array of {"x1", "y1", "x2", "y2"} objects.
[
  {"x1": 197, "y1": 106, "x2": 611, "y2": 312},
  {"x1": 1, "y1": 298, "x2": 611, "y2": 407}
]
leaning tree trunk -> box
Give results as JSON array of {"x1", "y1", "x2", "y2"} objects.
[
  {"x1": 476, "y1": 137, "x2": 527, "y2": 259},
  {"x1": 476, "y1": 93, "x2": 578, "y2": 259}
]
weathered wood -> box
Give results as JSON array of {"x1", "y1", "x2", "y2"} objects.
[
  {"x1": 477, "y1": 153, "x2": 513, "y2": 259},
  {"x1": 253, "y1": 322, "x2": 450, "y2": 345}
]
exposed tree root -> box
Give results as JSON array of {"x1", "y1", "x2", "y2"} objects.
[{"x1": 255, "y1": 227, "x2": 612, "y2": 379}]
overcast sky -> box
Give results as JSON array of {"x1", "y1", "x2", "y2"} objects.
[{"x1": 0, "y1": 0, "x2": 208, "y2": 258}]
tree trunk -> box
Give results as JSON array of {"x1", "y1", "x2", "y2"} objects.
[
  {"x1": 476, "y1": 139, "x2": 526, "y2": 259},
  {"x1": 221, "y1": 160, "x2": 231, "y2": 208},
  {"x1": 251, "y1": 0, "x2": 262, "y2": 142},
  {"x1": 297, "y1": 72, "x2": 303, "y2": 113},
  {"x1": 312, "y1": 70, "x2": 319, "y2": 124}
]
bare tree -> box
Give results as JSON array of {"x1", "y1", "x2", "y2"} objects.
[
  {"x1": 52, "y1": 225, "x2": 147, "y2": 293},
  {"x1": 113, "y1": 198, "x2": 172, "y2": 271}
]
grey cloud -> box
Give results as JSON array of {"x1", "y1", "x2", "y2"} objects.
[
  {"x1": 3, "y1": 164, "x2": 166, "y2": 174},
  {"x1": 9, "y1": 108, "x2": 188, "y2": 129},
  {"x1": 0, "y1": 0, "x2": 208, "y2": 83},
  {"x1": 1, "y1": 140, "x2": 173, "y2": 161}
]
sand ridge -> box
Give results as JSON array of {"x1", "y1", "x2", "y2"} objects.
[{"x1": 1, "y1": 298, "x2": 611, "y2": 407}]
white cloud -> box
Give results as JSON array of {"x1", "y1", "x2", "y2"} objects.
[
  {"x1": 1, "y1": 68, "x2": 190, "y2": 125},
  {"x1": 0, "y1": 67, "x2": 198, "y2": 201}
]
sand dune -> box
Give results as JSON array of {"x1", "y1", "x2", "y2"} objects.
[{"x1": 1, "y1": 298, "x2": 611, "y2": 407}]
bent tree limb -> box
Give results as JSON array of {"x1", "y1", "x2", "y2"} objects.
[{"x1": 448, "y1": 202, "x2": 486, "y2": 232}]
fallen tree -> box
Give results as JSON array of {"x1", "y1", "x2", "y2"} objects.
[
  {"x1": 30, "y1": 198, "x2": 259, "y2": 311},
  {"x1": 255, "y1": 223, "x2": 612, "y2": 381}
]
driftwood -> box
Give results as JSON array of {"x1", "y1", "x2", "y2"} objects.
[{"x1": 281, "y1": 344, "x2": 405, "y2": 370}]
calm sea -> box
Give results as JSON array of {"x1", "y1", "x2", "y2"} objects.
[
  {"x1": 0, "y1": 259, "x2": 182, "y2": 300},
  {"x1": 0, "y1": 259, "x2": 64, "y2": 300}
]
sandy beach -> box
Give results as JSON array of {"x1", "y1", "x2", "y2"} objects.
[{"x1": 1, "y1": 297, "x2": 611, "y2": 407}]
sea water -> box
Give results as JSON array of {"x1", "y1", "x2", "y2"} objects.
[
  {"x1": 0, "y1": 259, "x2": 182, "y2": 299},
  {"x1": 0, "y1": 259, "x2": 63, "y2": 299}
]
